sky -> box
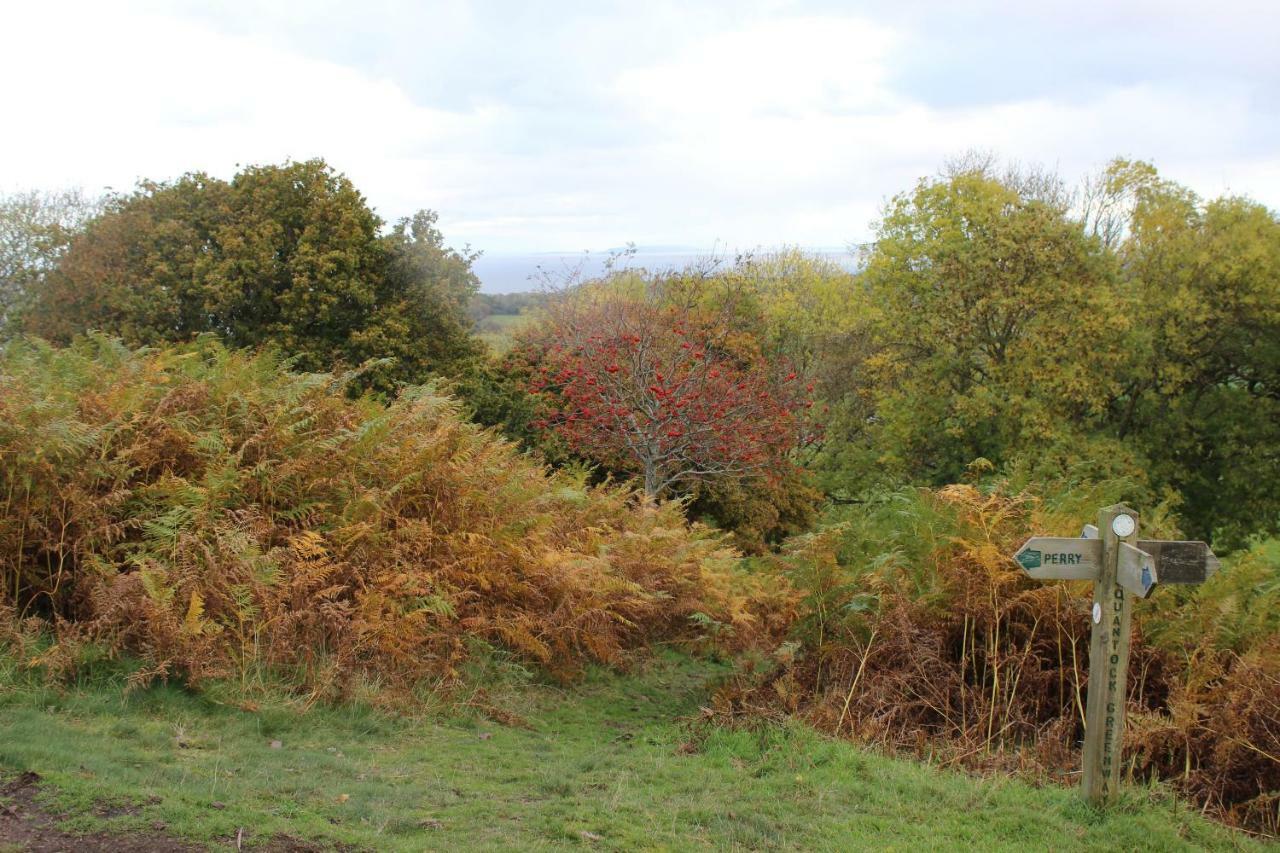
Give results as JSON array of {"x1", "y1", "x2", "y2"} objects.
[{"x1": 1, "y1": 0, "x2": 1277, "y2": 268}]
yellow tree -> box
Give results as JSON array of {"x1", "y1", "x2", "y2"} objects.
[{"x1": 860, "y1": 166, "x2": 1133, "y2": 483}]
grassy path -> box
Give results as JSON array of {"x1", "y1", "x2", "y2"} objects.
[{"x1": 0, "y1": 653, "x2": 1258, "y2": 851}]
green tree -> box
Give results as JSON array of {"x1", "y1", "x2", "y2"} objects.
[
  {"x1": 852, "y1": 157, "x2": 1280, "y2": 547},
  {"x1": 1107, "y1": 164, "x2": 1280, "y2": 545},
  {"x1": 354, "y1": 210, "x2": 484, "y2": 391},
  {"x1": 715, "y1": 249, "x2": 878, "y2": 497},
  {"x1": 24, "y1": 160, "x2": 480, "y2": 391}
]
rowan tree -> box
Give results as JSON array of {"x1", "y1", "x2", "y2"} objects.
[{"x1": 526, "y1": 286, "x2": 812, "y2": 499}]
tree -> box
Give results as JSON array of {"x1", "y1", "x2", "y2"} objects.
[
  {"x1": 0, "y1": 189, "x2": 101, "y2": 338},
  {"x1": 859, "y1": 166, "x2": 1129, "y2": 484},
  {"x1": 855, "y1": 157, "x2": 1280, "y2": 547},
  {"x1": 26, "y1": 172, "x2": 238, "y2": 346},
  {"x1": 1104, "y1": 164, "x2": 1280, "y2": 545},
  {"x1": 526, "y1": 282, "x2": 812, "y2": 499},
  {"x1": 23, "y1": 160, "x2": 480, "y2": 391},
  {"x1": 715, "y1": 249, "x2": 877, "y2": 497},
  {"x1": 353, "y1": 209, "x2": 484, "y2": 391}
]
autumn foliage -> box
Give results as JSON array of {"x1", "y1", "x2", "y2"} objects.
[
  {"x1": 18, "y1": 160, "x2": 482, "y2": 394},
  {"x1": 0, "y1": 336, "x2": 788, "y2": 695},
  {"x1": 523, "y1": 286, "x2": 812, "y2": 498},
  {"x1": 714, "y1": 484, "x2": 1280, "y2": 834}
]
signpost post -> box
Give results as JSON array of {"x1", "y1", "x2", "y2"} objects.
[{"x1": 1011, "y1": 504, "x2": 1219, "y2": 806}]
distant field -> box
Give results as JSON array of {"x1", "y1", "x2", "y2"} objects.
[
  {"x1": 0, "y1": 654, "x2": 1255, "y2": 851},
  {"x1": 476, "y1": 311, "x2": 535, "y2": 353}
]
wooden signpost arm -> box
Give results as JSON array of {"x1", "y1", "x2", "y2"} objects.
[{"x1": 1081, "y1": 504, "x2": 1138, "y2": 804}]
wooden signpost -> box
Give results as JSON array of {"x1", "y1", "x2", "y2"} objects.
[{"x1": 1012, "y1": 504, "x2": 1219, "y2": 806}]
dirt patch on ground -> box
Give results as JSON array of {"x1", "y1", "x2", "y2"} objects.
[
  {"x1": 0, "y1": 771, "x2": 356, "y2": 852},
  {"x1": 0, "y1": 771, "x2": 200, "y2": 852}
]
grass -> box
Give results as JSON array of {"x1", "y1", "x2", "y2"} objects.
[{"x1": 0, "y1": 652, "x2": 1260, "y2": 852}]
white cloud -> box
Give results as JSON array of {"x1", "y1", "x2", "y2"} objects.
[
  {"x1": 0, "y1": 0, "x2": 1276, "y2": 259},
  {"x1": 601, "y1": 18, "x2": 1278, "y2": 248},
  {"x1": 0, "y1": 1, "x2": 492, "y2": 207},
  {"x1": 614, "y1": 17, "x2": 901, "y2": 120}
]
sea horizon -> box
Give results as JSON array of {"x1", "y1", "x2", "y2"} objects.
[{"x1": 472, "y1": 245, "x2": 860, "y2": 293}]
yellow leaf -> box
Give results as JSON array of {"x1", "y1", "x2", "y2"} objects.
[{"x1": 183, "y1": 590, "x2": 205, "y2": 636}]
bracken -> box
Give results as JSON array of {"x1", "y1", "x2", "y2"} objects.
[
  {"x1": 0, "y1": 334, "x2": 785, "y2": 695},
  {"x1": 715, "y1": 484, "x2": 1279, "y2": 835}
]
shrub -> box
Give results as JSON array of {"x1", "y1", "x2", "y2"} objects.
[
  {"x1": 686, "y1": 467, "x2": 823, "y2": 555},
  {"x1": 21, "y1": 161, "x2": 483, "y2": 395},
  {"x1": 0, "y1": 335, "x2": 782, "y2": 696}
]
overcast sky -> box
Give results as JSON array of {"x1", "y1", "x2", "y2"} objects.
[{"x1": 1, "y1": 0, "x2": 1277, "y2": 256}]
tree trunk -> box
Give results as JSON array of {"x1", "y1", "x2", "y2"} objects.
[{"x1": 642, "y1": 459, "x2": 658, "y2": 499}]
